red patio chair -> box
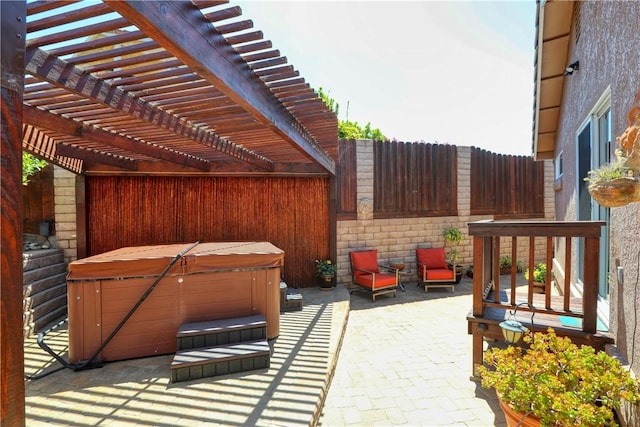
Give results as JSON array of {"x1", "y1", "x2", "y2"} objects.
[
  {"x1": 416, "y1": 247, "x2": 456, "y2": 292},
  {"x1": 349, "y1": 249, "x2": 398, "y2": 301}
]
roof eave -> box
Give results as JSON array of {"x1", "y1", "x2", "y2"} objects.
[{"x1": 532, "y1": 0, "x2": 574, "y2": 161}]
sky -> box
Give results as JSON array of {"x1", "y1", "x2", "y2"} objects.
[{"x1": 235, "y1": 1, "x2": 538, "y2": 156}]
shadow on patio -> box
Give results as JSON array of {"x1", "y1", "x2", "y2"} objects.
[
  {"x1": 24, "y1": 286, "x2": 348, "y2": 427},
  {"x1": 24, "y1": 277, "x2": 507, "y2": 426}
]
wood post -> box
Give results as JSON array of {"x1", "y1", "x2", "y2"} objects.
[{"x1": 1, "y1": 1, "x2": 27, "y2": 425}]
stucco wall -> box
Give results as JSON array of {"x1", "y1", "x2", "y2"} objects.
[
  {"x1": 336, "y1": 141, "x2": 555, "y2": 286},
  {"x1": 551, "y1": 1, "x2": 640, "y2": 376}
]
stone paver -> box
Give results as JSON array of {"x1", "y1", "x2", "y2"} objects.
[
  {"x1": 319, "y1": 278, "x2": 506, "y2": 426},
  {"x1": 24, "y1": 276, "x2": 505, "y2": 426},
  {"x1": 24, "y1": 288, "x2": 348, "y2": 427}
]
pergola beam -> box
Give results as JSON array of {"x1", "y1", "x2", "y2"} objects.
[
  {"x1": 24, "y1": 47, "x2": 274, "y2": 171},
  {"x1": 105, "y1": 0, "x2": 335, "y2": 175},
  {"x1": 23, "y1": 106, "x2": 211, "y2": 171},
  {"x1": 55, "y1": 143, "x2": 137, "y2": 170}
]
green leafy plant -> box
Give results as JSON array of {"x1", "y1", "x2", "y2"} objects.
[
  {"x1": 22, "y1": 152, "x2": 47, "y2": 186},
  {"x1": 584, "y1": 149, "x2": 633, "y2": 186},
  {"x1": 524, "y1": 262, "x2": 547, "y2": 283},
  {"x1": 318, "y1": 87, "x2": 385, "y2": 140},
  {"x1": 315, "y1": 259, "x2": 336, "y2": 276},
  {"x1": 480, "y1": 328, "x2": 640, "y2": 426},
  {"x1": 443, "y1": 227, "x2": 464, "y2": 265},
  {"x1": 499, "y1": 256, "x2": 523, "y2": 273}
]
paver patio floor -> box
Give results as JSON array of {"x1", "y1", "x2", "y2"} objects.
[{"x1": 24, "y1": 275, "x2": 505, "y2": 426}]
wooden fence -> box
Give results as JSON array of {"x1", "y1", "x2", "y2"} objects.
[
  {"x1": 337, "y1": 139, "x2": 357, "y2": 220},
  {"x1": 25, "y1": 140, "x2": 546, "y2": 288},
  {"x1": 85, "y1": 176, "x2": 330, "y2": 288},
  {"x1": 337, "y1": 140, "x2": 545, "y2": 220},
  {"x1": 22, "y1": 164, "x2": 54, "y2": 235},
  {"x1": 470, "y1": 147, "x2": 545, "y2": 218},
  {"x1": 374, "y1": 142, "x2": 457, "y2": 218}
]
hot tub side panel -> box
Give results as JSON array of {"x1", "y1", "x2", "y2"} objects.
[
  {"x1": 252, "y1": 267, "x2": 282, "y2": 339},
  {"x1": 68, "y1": 279, "x2": 103, "y2": 365},
  {"x1": 68, "y1": 269, "x2": 280, "y2": 364}
]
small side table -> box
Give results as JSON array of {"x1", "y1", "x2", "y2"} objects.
[{"x1": 389, "y1": 263, "x2": 407, "y2": 292}]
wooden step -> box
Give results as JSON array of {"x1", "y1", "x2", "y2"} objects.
[
  {"x1": 24, "y1": 293, "x2": 67, "y2": 332},
  {"x1": 176, "y1": 314, "x2": 266, "y2": 351},
  {"x1": 170, "y1": 339, "x2": 270, "y2": 383},
  {"x1": 22, "y1": 249, "x2": 68, "y2": 337},
  {"x1": 23, "y1": 249, "x2": 65, "y2": 272}
]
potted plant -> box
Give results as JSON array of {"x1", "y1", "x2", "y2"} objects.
[
  {"x1": 479, "y1": 328, "x2": 640, "y2": 426},
  {"x1": 524, "y1": 262, "x2": 547, "y2": 294},
  {"x1": 585, "y1": 148, "x2": 640, "y2": 208},
  {"x1": 443, "y1": 227, "x2": 464, "y2": 283},
  {"x1": 499, "y1": 256, "x2": 523, "y2": 275},
  {"x1": 315, "y1": 259, "x2": 336, "y2": 289},
  {"x1": 465, "y1": 265, "x2": 473, "y2": 278}
]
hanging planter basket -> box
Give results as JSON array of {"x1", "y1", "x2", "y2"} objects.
[{"x1": 588, "y1": 177, "x2": 640, "y2": 208}]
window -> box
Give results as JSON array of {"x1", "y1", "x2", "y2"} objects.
[
  {"x1": 555, "y1": 152, "x2": 563, "y2": 180},
  {"x1": 575, "y1": 89, "x2": 611, "y2": 328}
]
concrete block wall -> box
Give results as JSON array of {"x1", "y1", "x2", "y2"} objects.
[
  {"x1": 336, "y1": 141, "x2": 555, "y2": 285},
  {"x1": 53, "y1": 166, "x2": 77, "y2": 264}
]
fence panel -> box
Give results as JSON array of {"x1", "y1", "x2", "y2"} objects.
[
  {"x1": 22, "y1": 164, "x2": 55, "y2": 235},
  {"x1": 337, "y1": 139, "x2": 357, "y2": 219},
  {"x1": 86, "y1": 176, "x2": 330, "y2": 288},
  {"x1": 470, "y1": 147, "x2": 544, "y2": 218},
  {"x1": 373, "y1": 141, "x2": 458, "y2": 218}
]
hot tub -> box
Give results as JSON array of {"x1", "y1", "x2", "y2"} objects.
[{"x1": 67, "y1": 241, "x2": 283, "y2": 364}]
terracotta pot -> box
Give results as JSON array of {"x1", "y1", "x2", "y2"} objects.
[
  {"x1": 498, "y1": 396, "x2": 541, "y2": 427},
  {"x1": 532, "y1": 281, "x2": 545, "y2": 294},
  {"x1": 588, "y1": 177, "x2": 640, "y2": 208}
]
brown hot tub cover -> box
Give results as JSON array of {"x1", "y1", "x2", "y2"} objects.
[{"x1": 67, "y1": 241, "x2": 284, "y2": 280}]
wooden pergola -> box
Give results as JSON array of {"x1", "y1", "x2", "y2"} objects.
[
  {"x1": 2, "y1": 1, "x2": 338, "y2": 424},
  {"x1": 21, "y1": 0, "x2": 338, "y2": 176}
]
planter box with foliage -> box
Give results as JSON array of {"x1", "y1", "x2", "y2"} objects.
[
  {"x1": 480, "y1": 328, "x2": 640, "y2": 426},
  {"x1": 499, "y1": 256, "x2": 523, "y2": 275}
]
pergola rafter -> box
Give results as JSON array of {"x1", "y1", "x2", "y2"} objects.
[
  {"x1": 20, "y1": 0, "x2": 337, "y2": 177},
  {"x1": 25, "y1": 46, "x2": 274, "y2": 171}
]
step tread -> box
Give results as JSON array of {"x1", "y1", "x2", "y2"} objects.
[
  {"x1": 24, "y1": 282, "x2": 67, "y2": 307},
  {"x1": 177, "y1": 314, "x2": 266, "y2": 338},
  {"x1": 23, "y1": 265, "x2": 67, "y2": 285},
  {"x1": 23, "y1": 249, "x2": 64, "y2": 269},
  {"x1": 171, "y1": 339, "x2": 270, "y2": 368},
  {"x1": 23, "y1": 273, "x2": 68, "y2": 296}
]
